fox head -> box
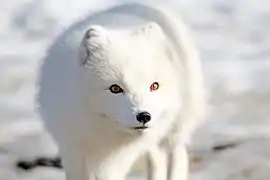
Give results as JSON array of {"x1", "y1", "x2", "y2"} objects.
[{"x1": 77, "y1": 22, "x2": 183, "y2": 135}]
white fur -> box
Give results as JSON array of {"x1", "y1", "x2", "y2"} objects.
[{"x1": 37, "y1": 3, "x2": 206, "y2": 180}]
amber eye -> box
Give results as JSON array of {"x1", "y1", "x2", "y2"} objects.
[
  {"x1": 109, "y1": 84, "x2": 123, "y2": 94},
  {"x1": 150, "y1": 82, "x2": 159, "y2": 92}
]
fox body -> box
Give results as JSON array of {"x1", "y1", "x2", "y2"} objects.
[{"x1": 38, "y1": 3, "x2": 205, "y2": 180}]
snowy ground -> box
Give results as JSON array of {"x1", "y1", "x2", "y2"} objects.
[{"x1": 1, "y1": 0, "x2": 270, "y2": 179}]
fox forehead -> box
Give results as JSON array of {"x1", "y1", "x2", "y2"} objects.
[
  {"x1": 107, "y1": 49, "x2": 171, "y2": 91},
  {"x1": 81, "y1": 22, "x2": 177, "y2": 88},
  {"x1": 87, "y1": 34, "x2": 171, "y2": 82},
  {"x1": 109, "y1": 35, "x2": 167, "y2": 70}
]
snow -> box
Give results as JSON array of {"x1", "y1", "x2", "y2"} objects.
[{"x1": 0, "y1": 0, "x2": 270, "y2": 179}]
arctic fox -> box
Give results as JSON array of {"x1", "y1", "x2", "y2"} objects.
[{"x1": 37, "y1": 3, "x2": 205, "y2": 180}]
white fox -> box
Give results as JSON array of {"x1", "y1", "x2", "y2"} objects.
[{"x1": 37, "y1": 3, "x2": 206, "y2": 180}]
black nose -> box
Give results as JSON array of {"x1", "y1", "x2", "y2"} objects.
[{"x1": 136, "y1": 111, "x2": 151, "y2": 124}]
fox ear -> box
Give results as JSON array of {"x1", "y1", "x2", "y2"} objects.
[
  {"x1": 79, "y1": 25, "x2": 110, "y2": 65},
  {"x1": 134, "y1": 22, "x2": 165, "y2": 41}
]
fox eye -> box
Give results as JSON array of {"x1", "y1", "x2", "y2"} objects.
[
  {"x1": 150, "y1": 82, "x2": 159, "y2": 92},
  {"x1": 109, "y1": 84, "x2": 123, "y2": 94}
]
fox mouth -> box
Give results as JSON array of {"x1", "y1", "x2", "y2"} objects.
[{"x1": 131, "y1": 126, "x2": 149, "y2": 130}]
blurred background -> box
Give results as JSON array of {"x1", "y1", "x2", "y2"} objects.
[{"x1": 0, "y1": 0, "x2": 270, "y2": 179}]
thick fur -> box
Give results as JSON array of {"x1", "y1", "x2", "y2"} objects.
[{"x1": 37, "y1": 3, "x2": 206, "y2": 180}]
